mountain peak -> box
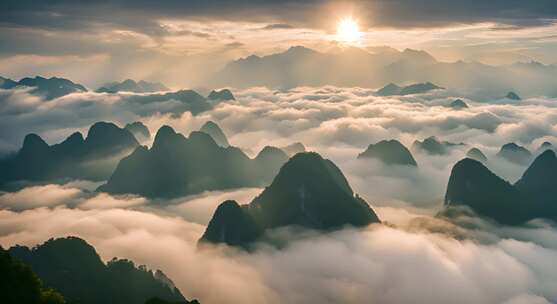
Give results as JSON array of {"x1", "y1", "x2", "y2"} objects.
[
  {"x1": 444, "y1": 158, "x2": 526, "y2": 224},
  {"x1": 199, "y1": 121, "x2": 229, "y2": 147},
  {"x1": 22, "y1": 133, "x2": 49, "y2": 151},
  {"x1": 449, "y1": 99, "x2": 468, "y2": 109},
  {"x1": 466, "y1": 147, "x2": 487, "y2": 162},
  {"x1": 153, "y1": 125, "x2": 178, "y2": 148},
  {"x1": 505, "y1": 91, "x2": 521, "y2": 100},
  {"x1": 358, "y1": 139, "x2": 417, "y2": 166},
  {"x1": 497, "y1": 142, "x2": 531, "y2": 165},
  {"x1": 207, "y1": 89, "x2": 235, "y2": 101}
]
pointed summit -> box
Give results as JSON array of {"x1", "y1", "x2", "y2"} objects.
[
  {"x1": 201, "y1": 152, "x2": 380, "y2": 247},
  {"x1": 466, "y1": 147, "x2": 487, "y2": 162},
  {"x1": 449, "y1": 99, "x2": 468, "y2": 110},
  {"x1": 515, "y1": 150, "x2": 557, "y2": 209},
  {"x1": 199, "y1": 121, "x2": 230, "y2": 147},
  {"x1": 444, "y1": 158, "x2": 526, "y2": 225},
  {"x1": 358, "y1": 140, "x2": 417, "y2": 166}
]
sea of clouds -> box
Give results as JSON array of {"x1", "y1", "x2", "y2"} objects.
[{"x1": 1, "y1": 85, "x2": 557, "y2": 303}]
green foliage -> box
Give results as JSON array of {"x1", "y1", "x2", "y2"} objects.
[{"x1": 0, "y1": 246, "x2": 65, "y2": 304}]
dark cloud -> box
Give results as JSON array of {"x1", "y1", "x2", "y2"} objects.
[
  {"x1": 260, "y1": 23, "x2": 294, "y2": 30},
  {"x1": 1, "y1": 0, "x2": 556, "y2": 34}
]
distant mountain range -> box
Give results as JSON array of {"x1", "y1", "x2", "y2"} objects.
[
  {"x1": 496, "y1": 143, "x2": 532, "y2": 165},
  {"x1": 200, "y1": 152, "x2": 380, "y2": 248},
  {"x1": 376, "y1": 82, "x2": 442, "y2": 96},
  {"x1": 8, "y1": 237, "x2": 197, "y2": 304},
  {"x1": 444, "y1": 149, "x2": 557, "y2": 224},
  {"x1": 0, "y1": 76, "x2": 86, "y2": 100},
  {"x1": 212, "y1": 46, "x2": 557, "y2": 97},
  {"x1": 98, "y1": 124, "x2": 289, "y2": 198},
  {"x1": 0, "y1": 122, "x2": 139, "y2": 187},
  {"x1": 97, "y1": 79, "x2": 169, "y2": 93}
]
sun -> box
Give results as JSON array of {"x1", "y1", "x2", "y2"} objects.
[{"x1": 336, "y1": 17, "x2": 361, "y2": 43}]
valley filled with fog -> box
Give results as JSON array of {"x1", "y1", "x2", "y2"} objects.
[{"x1": 2, "y1": 80, "x2": 557, "y2": 303}]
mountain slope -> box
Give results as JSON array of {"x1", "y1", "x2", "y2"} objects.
[
  {"x1": 200, "y1": 152, "x2": 380, "y2": 247},
  {"x1": 0, "y1": 122, "x2": 139, "y2": 186},
  {"x1": 98, "y1": 126, "x2": 288, "y2": 198},
  {"x1": 444, "y1": 158, "x2": 527, "y2": 225},
  {"x1": 8, "y1": 237, "x2": 193, "y2": 304},
  {"x1": 199, "y1": 121, "x2": 230, "y2": 147}
]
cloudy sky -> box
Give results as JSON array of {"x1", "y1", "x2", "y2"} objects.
[{"x1": 1, "y1": 0, "x2": 557, "y2": 88}]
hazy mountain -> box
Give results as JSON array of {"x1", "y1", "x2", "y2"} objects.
[
  {"x1": 0, "y1": 122, "x2": 139, "y2": 187},
  {"x1": 207, "y1": 89, "x2": 235, "y2": 101},
  {"x1": 444, "y1": 150, "x2": 557, "y2": 224},
  {"x1": 358, "y1": 140, "x2": 417, "y2": 166},
  {"x1": 505, "y1": 91, "x2": 521, "y2": 100},
  {"x1": 0, "y1": 245, "x2": 65, "y2": 304},
  {"x1": 376, "y1": 82, "x2": 442, "y2": 96},
  {"x1": 213, "y1": 46, "x2": 557, "y2": 97},
  {"x1": 97, "y1": 79, "x2": 169, "y2": 93},
  {"x1": 444, "y1": 158, "x2": 527, "y2": 225},
  {"x1": 125, "y1": 121, "x2": 151, "y2": 141},
  {"x1": 496, "y1": 143, "x2": 532, "y2": 165},
  {"x1": 449, "y1": 99, "x2": 468, "y2": 110},
  {"x1": 4, "y1": 76, "x2": 87, "y2": 100},
  {"x1": 200, "y1": 152, "x2": 380, "y2": 247},
  {"x1": 466, "y1": 148, "x2": 487, "y2": 162},
  {"x1": 98, "y1": 126, "x2": 288, "y2": 198},
  {"x1": 8, "y1": 237, "x2": 194, "y2": 304},
  {"x1": 537, "y1": 141, "x2": 553, "y2": 153},
  {"x1": 412, "y1": 136, "x2": 464, "y2": 155},
  {"x1": 281, "y1": 142, "x2": 306, "y2": 156},
  {"x1": 199, "y1": 121, "x2": 229, "y2": 147},
  {"x1": 0, "y1": 76, "x2": 18, "y2": 89},
  {"x1": 123, "y1": 90, "x2": 211, "y2": 116}
]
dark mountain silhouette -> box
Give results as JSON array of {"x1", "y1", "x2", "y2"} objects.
[
  {"x1": 6, "y1": 76, "x2": 87, "y2": 100},
  {"x1": 444, "y1": 150, "x2": 557, "y2": 224},
  {"x1": 466, "y1": 148, "x2": 487, "y2": 162},
  {"x1": 358, "y1": 140, "x2": 417, "y2": 166},
  {"x1": 146, "y1": 298, "x2": 199, "y2": 304},
  {"x1": 0, "y1": 76, "x2": 18, "y2": 89},
  {"x1": 124, "y1": 90, "x2": 211, "y2": 116},
  {"x1": 444, "y1": 158, "x2": 527, "y2": 225},
  {"x1": 125, "y1": 121, "x2": 151, "y2": 141},
  {"x1": 505, "y1": 91, "x2": 521, "y2": 100},
  {"x1": 449, "y1": 99, "x2": 468, "y2": 109},
  {"x1": 97, "y1": 79, "x2": 168, "y2": 93},
  {"x1": 412, "y1": 136, "x2": 464, "y2": 155},
  {"x1": 98, "y1": 126, "x2": 288, "y2": 198},
  {"x1": 0, "y1": 122, "x2": 139, "y2": 186},
  {"x1": 8, "y1": 237, "x2": 195, "y2": 304},
  {"x1": 199, "y1": 121, "x2": 229, "y2": 147},
  {"x1": 200, "y1": 152, "x2": 380, "y2": 247},
  {"x1": 0, "y1": 245, "x2": 65, "y2": 304},
  {"x1": 376, "y1": 82, "x2": 442, "y2": 96},
  {"x1": 515, "y1": 150, "x2": 557, "y2": 216},
  {"x1": 496, "y1": 143, "x2": 532, "y2": 165},
  {"x1": 207, "y1": 89, "x2": 235, "y2": 101},
  {"x1": 281, "y1": 142, "x2": 306, "y2": 156}
]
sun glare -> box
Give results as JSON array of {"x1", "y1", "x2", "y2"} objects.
[{"x1": 337, "y1": 17, "x2": 361, "y2": 43}]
